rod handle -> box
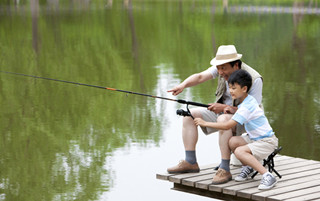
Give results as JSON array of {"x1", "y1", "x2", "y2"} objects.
[{"x1": 177, "y1": 99, "x2": 209, "y2": 108}]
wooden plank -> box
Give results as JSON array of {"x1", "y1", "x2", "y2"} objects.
[
  {"x1": 156, "y1": 172, "x2": 174, "y2": 181},
  {"x1": 222, "y1": 179, "x2": 261, "y2": 195},
  {"x1": 156, "y1": 155, "x2": 320, "y2": 201},
  {"x1": 274, "y1": 155, "x2": 304, "y2": 163},
  {"x1": 284, "y1": 192, "x2": 320, "y2": 201},
  {"x1": 224, "y1": 163, "x2": 320, "y2": 198},
  {"x1": 273, "y1": 159, "x2": 319, "y2": 172},
  {"x1": 156, "y1": 163, "x2": 217, "y2": 181},
  {"x1": 274, "y1": 156, "x2": 304, "y2": 165},
  {"x1": 274, "y1": 158, "x2": 305, "y2": 166},
  {"x1": 182, "y1": 164, "x2": 240, "y2": 187},
  {"x1": 237, "y1": 165, "x2": 320, "y2": 199},
  {"x1": 276, "y1": 161, "x2": 320, "y2": 174},
  {"x1": 178, "y1": 169, "x2": 213, "y2": 186},
  {"x1": 240, "y1": 168, "x2": 320, "y2": 199},
  {"x1": 169, "y1": 171, "x2": 206, "y2": 183},
  {"x1": 223, "y1": 176, "x2": 262, "y2": 196},
  {"x1": 252, "y1": 178, "x2": 320, "y2": 201},
  {"x1": 182, "y1": 172, "x2": 213, "y2": 187},
  {"x1": 222, "y1": 160, "x2": 320, "y2": 198},
  {"x1": 194, "y1": 156, "x2": 301, "y2": 191},
  {"x1": 270, "y1": 155, "x2": 300, "y2": 166},
  {"x1": 267, "y1": 185, "x2": 320, "y2": 201},
  {"x1": 195, "y1": 179, "x2": 212, "y2": 190},
  {"x1": 278, "y1": 164, "x2": 320, "y2": 179}
]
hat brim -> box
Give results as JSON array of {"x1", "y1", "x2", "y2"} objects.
[{"x1": 210, "y1": 54, "x2": 242, "y2": 66}]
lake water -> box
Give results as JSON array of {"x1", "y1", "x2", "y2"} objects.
[{"x1": 0, "y1": 1, "x2": 319, "y2": 200}]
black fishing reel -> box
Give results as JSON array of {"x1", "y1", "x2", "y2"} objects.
[
  {"x1": 176, "y1": 109, "x2": 191, "y2": 117},
  {"x1": 176, "y1": 104, "x2": 194, "y2": 119}
]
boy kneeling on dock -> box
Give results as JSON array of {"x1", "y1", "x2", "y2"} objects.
[{"x1": 194, "y1": 69, "x2": 279, "y2": 190}]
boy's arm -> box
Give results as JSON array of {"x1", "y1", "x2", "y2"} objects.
[{"x1": 194, "y1": 118, "x2": 238, "y2": 130}]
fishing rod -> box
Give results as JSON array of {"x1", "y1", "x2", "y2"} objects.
[{"x1": 0, "y1": 71, "x2": 209, "y2": 112}]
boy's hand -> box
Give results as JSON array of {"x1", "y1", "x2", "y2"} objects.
[
  {"x1": 224, "y1": 106, "x2": 236, "y2": 114},
  {"x1": 194, "y1": 118, "x2": 206, "y2": 127}
]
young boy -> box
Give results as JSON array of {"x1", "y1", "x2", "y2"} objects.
[{"x1": 194, "y1": 69, "x2": 279, "y2": 190}]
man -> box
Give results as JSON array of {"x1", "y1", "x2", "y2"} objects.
[{"x1": 167, "y1": 45, "x2": 263, "y2": 184}]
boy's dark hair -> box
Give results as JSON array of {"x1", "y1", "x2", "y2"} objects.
[{"x1": 228, "y1": 69, "x2": 252, "y2": 92}]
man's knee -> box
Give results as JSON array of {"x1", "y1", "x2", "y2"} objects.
[
  {"x1": 190, "y1": 108, "x2": 203, "y2": 118},
  {"x1": 183, "y1": 115, "x2": 194, "y2": 124},
  {"x1": 182, "y1": 108, "x2": 202, "y2": 125},
  {"x1": 228, "y1": 137, "x2": 237, "y2": 151}
]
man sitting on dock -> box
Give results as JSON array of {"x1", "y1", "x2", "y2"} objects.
[
  {"x1": 167, "y1": 45, "x2": 264, "y2": 182},
  {"x1": 194, "y1": 69, "x2": 279, "y2": 190}
]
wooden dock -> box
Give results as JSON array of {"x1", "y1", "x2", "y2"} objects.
[{"x1": 156, "y1": 155, "x2": 320, "y2": 201}]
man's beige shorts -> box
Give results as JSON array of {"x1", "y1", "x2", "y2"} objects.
[
  {"x1": 241, "y1": 134, "x2": 279, "y2": 161},
  {"x1": 198, "y1": 108, "x2": 219, "y2": 134},
  {"x1": 198, "y1": 107, "x2": 245, "y2": 136}
]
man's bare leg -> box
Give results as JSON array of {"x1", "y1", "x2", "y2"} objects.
[
  {"x1": 218, "y1": 114, "x2": 234, "y2": 161},
  {"x1": 211, "y1": 114, "x2": 234, "y2": 184},
  {"x1": 182, "y1": 109, "x2": 204, "y2": 163},
  {"x1": 167, "y1": 108, "x2": 202, "y2": 173}
]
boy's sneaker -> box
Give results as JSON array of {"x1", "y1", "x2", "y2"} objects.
[
  {"x1": 235, "y1": 166, "x2": 254, "y2": 182},
  {"x1": 258, "y1": 172, "x2": 277, "y2": 190}
]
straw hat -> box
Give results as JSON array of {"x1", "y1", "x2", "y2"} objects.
[{"x1": 210, "y1": 45, "x2": 242, "y2": 66}]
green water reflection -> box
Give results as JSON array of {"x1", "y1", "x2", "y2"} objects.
[{"x1": 0, "y1": 0, "x2": 320, "y2": 200}]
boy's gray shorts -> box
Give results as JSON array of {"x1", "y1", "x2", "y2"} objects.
[{"x1": 198, "y1": 107, "x2": 245, "y2": 136}]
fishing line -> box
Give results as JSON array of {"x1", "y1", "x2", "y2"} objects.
[{"x1": 0, "y1": 71, "x2": 209, "y2": 108}]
